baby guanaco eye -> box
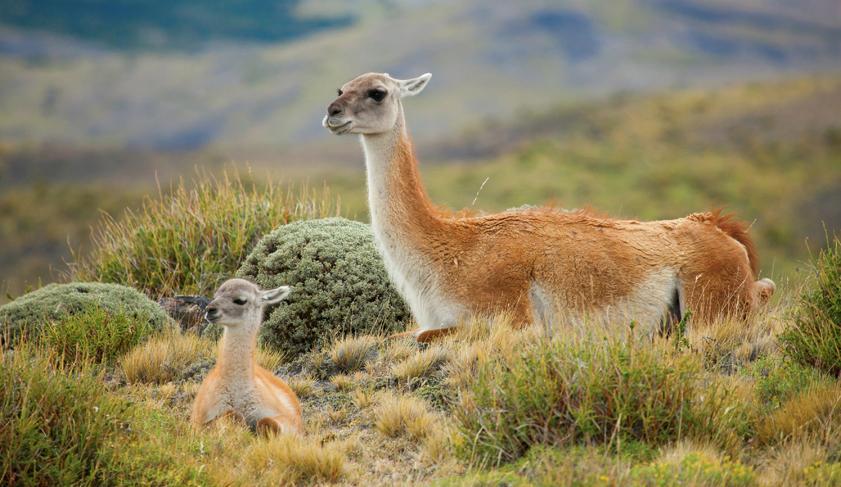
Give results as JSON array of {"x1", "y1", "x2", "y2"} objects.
[
  {"x1": 233, "y1": 298, "x2": 247, "y2": 305},
  {"x1": 336, "y1": 88, "x2": 343, "y2": 96},
  {"x1": 368, "y1": 89, "x2": 386, "y2": 102}
]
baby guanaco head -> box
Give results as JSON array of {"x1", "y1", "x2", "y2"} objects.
[
  {"x1": 205, "y1": 278, "x2": 290, "y2": 329},
  {"x1": 322, "y1": 72, "x2": 431, "y2": 136}
]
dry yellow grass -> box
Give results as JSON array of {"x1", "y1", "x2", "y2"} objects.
[
  {"x1": 758, "y1": 383, "x2": 841, "y2": 445},
  {"x1": 331, "y1": 373, "x2": 354, "y2": 391},
  {"x1": 374, "y1": 392, "x2": 438, "y2": 441},
  {"x1": 330, "y1": 335, "x2": 378, "y2": 373},
  {"x1": 120, "y1": 331, "x2": 284, "y2": 385},
  {"x1": 392, "y1": 345, "x2": 450, "y2": 381},
  {"x1": 287, "y1": 375, "x2": 316, "y2": 399},
  {"x1": 119, "y1": 331, "x2": 213, "y2": 384},
  {"x1": 238, "y1": 434, "x2": 346, "y2": 485}
]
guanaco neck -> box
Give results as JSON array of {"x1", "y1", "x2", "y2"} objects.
[
  {"x1": 216, "y1": 324, "x2": 258, "y2": 386},
  {"x1": 359, "y1": 104, "x2": 444, "y2": 243}
]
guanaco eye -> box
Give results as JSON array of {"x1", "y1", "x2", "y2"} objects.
[
  {"x1": 233, "y1": 298, "x2": 247, "y2": 305},
  {"x1": 336, "y1": 88, "x2": 343, "y2": 96},
  {"x1": 368, "y1": 89, "x2": 387, "y2": 102}
]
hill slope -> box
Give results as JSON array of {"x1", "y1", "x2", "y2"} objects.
[{"x1": 1, "y1": 0, "x2": 840, "y2": 150}]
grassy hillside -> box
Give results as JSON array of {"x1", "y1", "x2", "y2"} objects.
[{"x1": 2, "y1": 0, "x2": 840, "y2": 149}]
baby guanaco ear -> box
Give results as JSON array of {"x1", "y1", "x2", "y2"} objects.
[
  {"x1": 261, "y1": 286, "x2": 291, "y2": 305},
  {"x1": 396, "y1": 73, "x2": 431, "y2": 98}
]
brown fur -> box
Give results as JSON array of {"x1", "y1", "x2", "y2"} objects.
[
  {"x1": 689, "y1": 209, "x2": 759, "y2": 277},
  {"x1": 389, "y1": 136, "x2": 771, "y2": 324}
]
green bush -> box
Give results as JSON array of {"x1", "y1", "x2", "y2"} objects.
[
  {"x1": 781, "y1": 236, "x2": 841, "y2": 376},
  {"x1": 453, "y1": 331, "x2": 753, "y2": 466},
  {"x1": 0, "y1": 282, "x2": 167, "y2": 347},
  {"x1": 71, "y1": 170, "x2": 339, "y2": 298},
  {"x1": 237, "y1": 217, "x2": 410, "y2": 356},
  {"x1": 0, "y1": 347, "x2": 205, "y2": 485},
  {"x1": 42, "y1": 307, "x2": 157, "y2": 365}
]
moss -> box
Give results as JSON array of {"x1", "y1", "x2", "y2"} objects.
[
  {"x1": 0, "y1": 282, "x2": 168, "y2": 345},
  {"x1": 238, "y1": 218, "x2": 409, "y2": 356}
]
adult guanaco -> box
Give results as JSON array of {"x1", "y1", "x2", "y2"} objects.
[{"x1": 323, "y1": 72, "x2": 775, "y2": 340}]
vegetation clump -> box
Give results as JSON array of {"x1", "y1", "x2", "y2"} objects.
[
  {"x1": 781, "y1": 235, "x2": 841, "y2": 376},
  {"x1": 0, "y1": 282, "x2": 166, "y2": 348},
  {"x1": 237, "y1": 217, "x2": 410, "y2": 356},
  {"x1": 453, "y1": 330, "x2": 752, "y2": 466},
  {"x1": 0, "y1": 347, "x2": 206, "y2": 485},
  {"x1": 72, "y1": 171, "x2": 339, "y2": 298}
]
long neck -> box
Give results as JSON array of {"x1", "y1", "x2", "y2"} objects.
[
  {"x1": 359, "y1": 105, "x2": 442, "y2": 237},
  {"x1": 216, "y1": 325, "x2": 257, "y2": 384}
]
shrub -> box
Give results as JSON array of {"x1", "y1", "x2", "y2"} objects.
[
  {"x1": 781, "y1": 235, "x2": 841, "y2": 376},
  {"x1": 0, "y1": 282, "x2": 167, "y2": 346},
  {"x1": 237, "y1": 218, "x2": 410, "y2": 356},
  {"x1": 42, "y1": 306, "x2": 157, "y2": 365},
  {"x1": 71, "y1": 170, "x2": 339, "y2": 298},
  {"x1": 453, "y1": 330, "x2": 753, "y2": 466},
  {"x1": 0, "y1": 347, "x2": 205, "y2": 485}
]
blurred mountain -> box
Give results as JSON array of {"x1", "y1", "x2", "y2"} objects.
[{"x1": 0, "y1": 0, "x2": 840, "y2": 153}]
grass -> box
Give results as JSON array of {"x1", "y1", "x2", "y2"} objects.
[
  {"x1": 0, "y1": 345, "x2": 206, "y2": 485},
  {"x1": 120, "y1": 329, "x2": 284, "y2": 384},
  {"x1": 392, "y1": 344, "x2": 450, "y2": 382},
  {"x1": 120, "y1": 330, "x2": 213, "y2": 384},
  {"x1": 452, "y1": 326, "x2": 754, "y2": 466},
  {"x1": 781, "y1": 235, "x2": 841, "y2": 376},
  {"x1": 374, "y1": 392, "x2": 437, "y2": 441},
  {"x1": 330, "y1": 335, "x2": 378, "y2": 373},
  {"x1": 70, "y1": 169, "x2": 340, "y2": 299},
  {"x1": 4, "y1": 293, "x2": 841, "y2": 485}
]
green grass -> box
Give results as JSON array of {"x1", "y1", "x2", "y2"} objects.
[
  {"x1": 781, "y1": 235, "x2": 841, "y2": 376},
  {"x1": 71, "y1": 169, "x2": 340, "y2": 299},
  {"x1": 452, "y1": 329, "x2": 755, "y2": 466},
  {"x1": 0, "y1": 346, "x2": 206, "y2": 485}
]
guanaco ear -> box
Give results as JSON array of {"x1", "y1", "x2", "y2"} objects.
[
  {"x1": 397, "y1": 73, "x2": 431, "y2": 98},
  {"x1": 261, "y1": 286, "x2": 291, "y2": 305}
]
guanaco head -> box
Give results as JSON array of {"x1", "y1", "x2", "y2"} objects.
[
  {"x1": 323, "y1": 72, "x2": 431, "y2": 135},
  {"x1": 205, "y1": 278, "x2": 290, "y2": 329}
]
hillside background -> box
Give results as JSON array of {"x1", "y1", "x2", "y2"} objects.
[{"x1": 2, "y1": 0, "x2": 841, "y2": 299}]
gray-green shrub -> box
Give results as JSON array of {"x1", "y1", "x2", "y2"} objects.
[
  {"x1": 237, "y1": 218, "x2": 409, "y2": 356},
  {"x1": 781, "y1": 235, "x2": 841, "y2": 376},
  {"x1": 0, "y1": 282, "x2": 167, "y2": 346}
]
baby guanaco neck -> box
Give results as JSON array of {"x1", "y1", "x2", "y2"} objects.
[{"x1": 216, "y1": 325, "x2": 258, "y2": 385}]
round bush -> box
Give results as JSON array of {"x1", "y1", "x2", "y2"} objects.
[
  {"x1": 237, "y1": 218, "x2": 409, "y2": 356},
  {"x1": 0, "y1": 282, "x2": 168, "y2": 344}
]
